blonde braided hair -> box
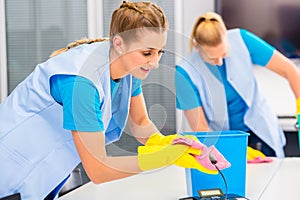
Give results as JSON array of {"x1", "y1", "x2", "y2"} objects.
[
  {"x1": 110, "y1": 1, "x2": 168, "y2": 43},
  {"x1": 50, "y1": 1, "x2": 167, "y2": 57},
  {"x1": 50, "y1": 38, "x2": 107, "y2": 58},
  {"x1": 120, "y1": 1, "x2": 144, "y2": 14}
]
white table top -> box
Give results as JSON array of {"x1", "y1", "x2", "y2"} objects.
[
  {"x1": 59, "y1": 157, "x2": 300, "y2": 200},
  {"x1": 247, "y1": 157, "x2": 300, "y2": 200},
  {"x1": 246, "y1": 158, "x2": 282, "y2": 199},
  {"x1": 59, "y1": 165, "x2": 188, "y2": 200}
]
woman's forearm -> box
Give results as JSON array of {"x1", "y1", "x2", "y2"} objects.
[{"x1": 72, "y1": 130, "x2": 141, "y2": 184}]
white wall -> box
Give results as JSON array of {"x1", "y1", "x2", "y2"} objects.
[
  {"x1": 254, "y1": 59, "x2": 300, "y2": 131},
  {"x1": 255, "y1": 59, "x2": 300, "y2": 117},
  {"x1": 254, "y1": 62, "x2": 299, "y2": 117}
]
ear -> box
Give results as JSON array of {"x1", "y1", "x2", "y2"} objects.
[
  {"x1": 192, "y1": 39, "x2": 200, "y2": 50},
  {"x1": 112, "y1": 35, "x2": 124, "y2": 54}
]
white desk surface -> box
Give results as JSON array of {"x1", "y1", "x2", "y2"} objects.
[
  {"x1": 59, "y1": 165, "x2": 188, "y2": 200},
  {"x1": 247, "y1": 157, "x2": 300, "y2": 200},
  {"x1": 59, "y1": 157, "x2": 300, "y2": 200}
]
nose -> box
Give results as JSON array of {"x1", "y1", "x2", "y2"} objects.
[
  {"x1": 149, "y1": 53, "x2": 161, "y2": 68},
  {"x1": 148, "y1": 62, "x2": 159, "y2": 69}
]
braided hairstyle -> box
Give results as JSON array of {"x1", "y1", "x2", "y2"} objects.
[
  {"x1": 110, "y1": 1, "x2": 168, "y2": 43},
  {"x1": 50, "y1": 38, "x2": 107, "y2": 57},
  {"x1": 50, "y1": 1, "x2": 168, "y2": 57},
  {"x1": 190, "y1": 12, "x2": 227, "y2": 52}
]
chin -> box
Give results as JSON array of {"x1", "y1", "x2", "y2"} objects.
[
  {"x1": 138, "y1": 76, "x2": 148, "y2": 80},
  {"x1": 133, "y1": 74, "x2": 148, "y2": 80}
]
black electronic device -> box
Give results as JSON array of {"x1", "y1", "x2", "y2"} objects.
[
  {"x1": 179, "y1": 192, "x2": 249, "y2": 200},
  {"x1": 178, "y1": 197, "x2": 199, "y2": 200},
  {"x1": 179, "y1": 152, "x2": 250, "y2": 200}
]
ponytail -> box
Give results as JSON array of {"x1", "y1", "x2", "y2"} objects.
[{"x1": 190, "y1": 12, "x2": 226, "y2": 52}]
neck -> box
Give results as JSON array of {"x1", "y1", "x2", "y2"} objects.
[{"x1": 109, "y1": 49, "x2": 128, "y2": 80}]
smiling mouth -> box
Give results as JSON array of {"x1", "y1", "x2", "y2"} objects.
[{"x1": 141, "y1": 67, "x2": 150, "y2": 73}]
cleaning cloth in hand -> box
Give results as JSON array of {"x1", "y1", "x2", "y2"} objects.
[
  {"x1": 172, "y1": 137, "x2": 231, "y2": 171},
  {"x1": 247, "y1": 146, "x2": 273, "y2": 163},
  {"x1": 171, "y1": 137, "x2": 205, "y2": 150},
  {"x1": 194, "y1": 146, "x2": 231, "y2": 170}
]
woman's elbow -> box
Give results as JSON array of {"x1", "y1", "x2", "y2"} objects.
[
  {"x1": 89, "y1": 176, "x2": 110, "y2": 185},
  {"x1": 85, "y1": 168, "x2": 115, "y2": 184}
]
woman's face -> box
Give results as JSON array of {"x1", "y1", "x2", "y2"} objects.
[
  {"x1": 197, "y1": 38, "x2": 229, "y2": 66},
  {"x1": 117, "y1": 30, "x2": 167, "y2": 80}
]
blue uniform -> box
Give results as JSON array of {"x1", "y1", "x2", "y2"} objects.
[
  {"x1": 176, "y1": 29, "x2": 285, "y2": 157},
  {"x1": 176, "y1": 29, "x2": 274, "y2": 131},
  {"x1": 0, "y1": 41, "x2": 140, "y2": 199},
  {"x1": 50, "y1": 75, "x2": 142, "y2": 132}
]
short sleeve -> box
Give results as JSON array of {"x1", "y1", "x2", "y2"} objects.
[
  {"x1": 50, "y1": 75, "x2": 104, "y2": 132},
  {"x1": 131, "y1": 77, "x2": 142, "y2": 97},
  {"x1": 175, "y1": 66, "x2": 202, "y2": 110},
  {"x1": 240, "y1": 29, "x2": 275, "y2": 66}
]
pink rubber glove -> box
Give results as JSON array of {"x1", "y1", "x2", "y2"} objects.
[{"x1": 172, "y1": 137, "x2": 231, "y2": 170}]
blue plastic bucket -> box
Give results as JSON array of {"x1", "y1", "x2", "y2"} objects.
[{"x1": 183, "y1": 131, "x2": 249, "y2": 197}]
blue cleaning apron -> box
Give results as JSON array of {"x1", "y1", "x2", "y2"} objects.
[
  {"x1": 0, "y1": 41, "x2": 132, "y2": 199},
  {"x1": 177, "y1": 29, "x2": 286, "y2": 157}
]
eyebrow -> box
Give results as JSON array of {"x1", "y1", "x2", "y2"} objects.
[
  {"x1": 203, "y1": 49, "x2": 227, "y2": 60},
  {"x1": 145, "y1": 45, "x2": 166, "y2": 50}
]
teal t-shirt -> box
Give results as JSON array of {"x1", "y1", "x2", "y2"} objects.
[
  {"x1": 175, "y1": 29, "x2": 275, "y2": 130},
  {"x1": 50, "y1": 75, "x2": 142, "y2": 132}
]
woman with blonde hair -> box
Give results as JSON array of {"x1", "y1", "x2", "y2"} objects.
[
  {"x1": 0, "y1": 3, "x2": 230, "y2": 200},
  {"x1": 176, "y1": 12, "x2": 300, "y2": 158}
]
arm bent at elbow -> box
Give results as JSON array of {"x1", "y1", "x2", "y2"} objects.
[
  {"x1": 72, "y1": 130, "x2": 141, "y2": 184},
  {"x1": 266, "y1": 50, "x2": 300, "y2": 98}
]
